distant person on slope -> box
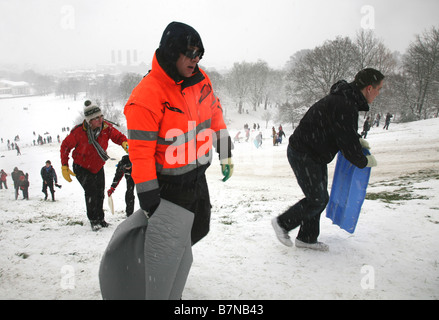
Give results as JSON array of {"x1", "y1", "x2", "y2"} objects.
[
  {"x1": 11, "y1": 167, "x2": 24, "y2": 200},
  {"x1": 60, "y1": 100, "x2": 128, "y2": 231},
  {"x1": 41, "y1": 160, "x2": 59, "y2": 201},
  {"x1": 107, "y1": 155, "x2": 135, "y2": 217},
  {"x1": 383, "y1": 112, "x2": 393, "y2": 130},
  {"x1": 272, "y1": 68, "x2": 384, "y2": 251}
]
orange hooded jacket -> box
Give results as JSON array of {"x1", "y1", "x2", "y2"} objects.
[{"x1": 124, "y1": 51, "x2": 232, "y2": 208}]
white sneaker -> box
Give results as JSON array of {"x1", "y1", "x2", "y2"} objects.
[
  {"x1": 271, "y1": 218, "x2": 293, "y2": 247},
  {"x1": 295, "y1": 239, "x2": 329, "y2": 251}
]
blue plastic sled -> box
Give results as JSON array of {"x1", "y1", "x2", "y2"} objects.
[{"x1": 326, "y1": 148, "x2": 371, "y2": 233}]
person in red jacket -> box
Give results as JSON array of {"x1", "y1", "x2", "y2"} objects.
[
  {"x1": 0, "y1": 169, "x2": 7, "y2": 189},
  {"x1": 124, "y1": 21, "x2": 233, "y2": 245},
  {"x1": 61, "y1": 100, "x2": 128, "y2": 231}
]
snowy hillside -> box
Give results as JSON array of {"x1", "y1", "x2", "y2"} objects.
[{"x1": 0, "y1": 94, "x2": 438, "y2": 300}]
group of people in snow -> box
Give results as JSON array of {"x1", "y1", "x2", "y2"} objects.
[
  {"x1": 1, "y1": 161, "x2": 60, "y2": 201},
  {"x1": 361, "y1": 112, "x2": 393, "y2": 138},
  {"x1": 1, "y1": 167, "x2": 29, "y2": 200},
  {"x1": 3, "y1": 22, "x2": 386, "y2": 299}
]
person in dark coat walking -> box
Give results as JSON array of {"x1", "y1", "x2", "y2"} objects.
[
  {"x1": 383, "y1": 112, "x2": 392, "y2": 130},
  {"x1": 11, "y1": 167, "x2": 24, "y2": 200},
  {"x1": 107, "y1": 155, "x2": 135, "y2": 217},
  {"x1": 41, "y1": 160, "x2": 59, "y2": 201},
  {"x1": 272, "y1": 68, "x2": 383, "y2": 251},
  {"x1": 361, "y1": 116, "x2": 371, "y2": 138}
]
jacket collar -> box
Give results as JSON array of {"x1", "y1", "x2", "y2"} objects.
[
  {"x1": 151, "y1": 50, "x2": 205, "y2": 89},
  {"x1": 330, "y1": 80, "x2": 370, "y2": 112}
]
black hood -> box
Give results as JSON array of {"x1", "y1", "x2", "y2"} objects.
[
  {"x1": 330, "y1": 80, "x2": 369, "y2": 112},
  {"x1": 159, "y1": 22, "x2": 204, "y2": 63}
]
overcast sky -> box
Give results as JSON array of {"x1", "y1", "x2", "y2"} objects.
[{"x1": 1, "y1": 0, "x2": 438, "y2": 72}]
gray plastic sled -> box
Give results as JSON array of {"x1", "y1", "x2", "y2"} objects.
[{"x1": 99, "y1": 199, "x2": 194, "y2": 300}]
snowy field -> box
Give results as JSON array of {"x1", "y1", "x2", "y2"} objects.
[{"x1": 0, "y1": 94, "x2": 438, "y2": 300}]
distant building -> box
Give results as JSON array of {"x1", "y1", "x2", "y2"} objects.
[{"x1": 0, "y1": 80, "x2": 32, "y2": 97}]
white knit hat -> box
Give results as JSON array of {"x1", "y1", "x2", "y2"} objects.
[{"x1": 84, "y1": 100, "x2": 103, "y2": 122}]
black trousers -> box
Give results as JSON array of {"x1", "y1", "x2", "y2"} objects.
[
  {"x1": 278, "y1": 146, "x2": 329, "y2": 243},
  {"x1": 159, "y1": 175, "x2": 211, "y2": 246},
  {"x1": 125, "y1": 176, "x2": 135, "y2": 217},
  {"x1": 42, "y1": 180, "x2": 55, "y2": 200},
  {"x1": 73, "y1": 163, "x2": 105, "y2": 223}
]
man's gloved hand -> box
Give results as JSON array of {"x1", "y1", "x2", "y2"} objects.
[
  {"x1": 359, "y1": 137, "x2": 370, "y2": 150},
  {"x1": 366, "y1": 154, "x2": 377, "y2": 167},
  {"x1": 61, "y1": 165, "x2": 76, "y2": 182},
  {"x1": 107, "y1": 187, "x2": 115, "y2": 197},
  {"x1": 220, "y1": 157, "x2": 234, "y2": 182},
  {"x1": 138, "y1": 188, "x2": 161, "y2": 218},
  {"x1": 122, "y1": 141, "x2": 129, "y2": 153}
]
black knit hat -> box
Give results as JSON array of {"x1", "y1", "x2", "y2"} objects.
[{"x1": 159, "y1": 22, "x2": 204, "y2": 63}]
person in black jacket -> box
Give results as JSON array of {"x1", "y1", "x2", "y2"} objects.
[
  {"x1": 41, "y1": 160, "x2": 59, "y2": 201},
  {"x1": 11, "y1": 167, "x2": 24, "y2": 200},
  {"x1": 107, "y1": 155, "x2": 135, "y2": 217},
  {"x1": 361, "y1": 116, "x2": 371, "y2": 138},
  {"x1": 272, "y1": 68, "x2": 384, "y2": 251}
]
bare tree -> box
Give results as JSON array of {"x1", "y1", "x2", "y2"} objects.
[
  {"x1": 226, "y1": 62, "x2": 252, "y2": 114},
  {"x1": 262, "y1": 69, "x2": 286, "y2": 110},
  {"x1": 119, "y1": 73, "x2": 142, "y2": 101},
  {"x1": 355, "y1": 29, "x2": 396, "y2": 75},
  {"x1": 248, "y1": 60, "x2": 269, "y2": 111},
  {"x1": 286, "y1": 36, "x2": 359, "y2": 106},
  {"x1": 402, "y1": 26, "x2": 439, "y2": 119}
]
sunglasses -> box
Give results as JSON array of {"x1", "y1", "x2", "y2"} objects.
[{"x1": 183, "y1": 49, "x2": 203, "y2": 60}]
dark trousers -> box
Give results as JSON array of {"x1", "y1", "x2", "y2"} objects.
[
  {"x1": 73, "y1": 164, "x2": 105, "y2": 223},
  {"x1": 21, "y1": 187, "x2": 29, "y2": 200},
  {"x1": 159, "y1": 175, "x2": 211, "y2": 246},
  {"x1": 125, "y1": 176, "x2": 135, "y2": 217},
  {"x1": 278, "y1": 146, "x2": 329, "y2": 243},
  {"x1": 14, "y1": 183, "x2": 19, "y2": 200},
  {"x1": 42, "y1": 180, "x2": 55, "y2": 200}
]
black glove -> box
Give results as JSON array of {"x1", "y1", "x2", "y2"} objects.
[{"x1": 138, "y1": 188, "x2": 161, "y2": 217}]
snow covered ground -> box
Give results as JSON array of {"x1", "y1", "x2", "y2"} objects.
[{"x1": 0, "y1": 94, "x2": 438, "y2": 300}]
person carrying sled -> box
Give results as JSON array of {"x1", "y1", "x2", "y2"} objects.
[
  {"x1": 124, "y1": 21, "x2": 233, "y2": 245},
  {"x1": 272, "y1": 68, "x2": 383, "y2": 251},
  {"x1": 60, "y1": 100, "x2": 128, "y2": 231},
  {"x1": 41, "y1": 160, "x2": 59, "y2": 201},
  {"x1": 107, "y1": 155, "x2": 135, "y2": 217}
]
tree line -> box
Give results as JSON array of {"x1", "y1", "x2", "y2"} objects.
[
  {"x1": 207, "y1": 27, "x2": 439, "y2": 128},
  {"x1": 3, "y1": 26, "x2": 438, "y2": 129}
]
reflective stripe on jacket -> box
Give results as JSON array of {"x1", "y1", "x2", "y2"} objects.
[{"x1": 124, "y1": 52, "x2": 231, "y2": 194}]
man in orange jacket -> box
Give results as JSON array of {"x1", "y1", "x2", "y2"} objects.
[
  {"x1": 61, "y1": 100, "x2": 128, "y2": 231},
  {"x1": 124, "y1": 21, "x2": 233, "y2": 245}
]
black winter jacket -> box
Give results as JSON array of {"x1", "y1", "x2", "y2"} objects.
[
  {"x1": 41, "y1": 166, "x2": 58, "y2": 184},
  {"x1": 289, "y1": 80, "x2": 369, "y2": 169}
]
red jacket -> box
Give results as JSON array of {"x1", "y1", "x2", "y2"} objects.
[
  {"x1": 124, "y1": 51, "x2": 232, "y2": 194},
  {"x1": 61, "y1": 121, "x2": 127, "y2": 174}
]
